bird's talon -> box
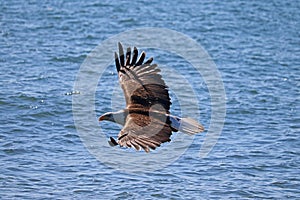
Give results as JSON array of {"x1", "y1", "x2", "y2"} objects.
[{"x1": 108, "y1": 137, "x2": 118, "y2": 146}]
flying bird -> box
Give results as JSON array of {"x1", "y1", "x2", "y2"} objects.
[{"x1": 99, "y1": 43, "x2": 204, "y2": 152}]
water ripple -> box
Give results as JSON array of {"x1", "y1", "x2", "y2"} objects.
[{"x1": 1, "y1": 0, "x2": 300, "y2": 199}]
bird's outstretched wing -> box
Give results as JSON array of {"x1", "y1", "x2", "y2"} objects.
[{"x1": 115, "y1": 42, "x2": 171, "y2": 113}]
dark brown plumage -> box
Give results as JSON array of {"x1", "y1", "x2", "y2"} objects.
[{"x1": 99, "y1": 43, "x2": 204, "y2": 152}]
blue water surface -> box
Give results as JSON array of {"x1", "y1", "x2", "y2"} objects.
[{"x1": 1, "y1": 0, "x2": 299, "y2": 199}]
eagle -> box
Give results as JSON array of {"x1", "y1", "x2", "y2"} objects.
[{"x1": 99, "y1": 43, "x2": 204, "y2": 152}]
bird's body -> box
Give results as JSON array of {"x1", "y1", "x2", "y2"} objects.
[{"x1": 99, "y1": 43, "x2": 204, "y2": 152}]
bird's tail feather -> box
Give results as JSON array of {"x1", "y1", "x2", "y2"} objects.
[
  {"x1": 168, "y1": 115, "x2": 204, "y2": 135},
  {"x1": 179, "y1": 117, "x2": 205, "y2": 135}
]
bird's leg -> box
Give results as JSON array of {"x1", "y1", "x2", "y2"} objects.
[{"x1": 108, "y1": 137, "x2": 118, "y2": 146}]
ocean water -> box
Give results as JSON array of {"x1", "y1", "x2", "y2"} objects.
[{"x1": 1, "y1": 0, "x2": 299, "y2": 199}]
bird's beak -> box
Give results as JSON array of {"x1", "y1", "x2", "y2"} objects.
[{"x1": 98, "y1": 115, "x2": 107, "y2": 121}]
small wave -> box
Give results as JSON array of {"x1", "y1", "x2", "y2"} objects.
[{"x1": 65, "y1": 91, "x2": 80, "y2": 96}]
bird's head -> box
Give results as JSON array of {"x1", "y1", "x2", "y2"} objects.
[
  {"x1": 98, "y1": 110, "x2": 126, "y2": 125},
  {"x1": 99, "y1": 112, "x2": 115, "y2": 122}
]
